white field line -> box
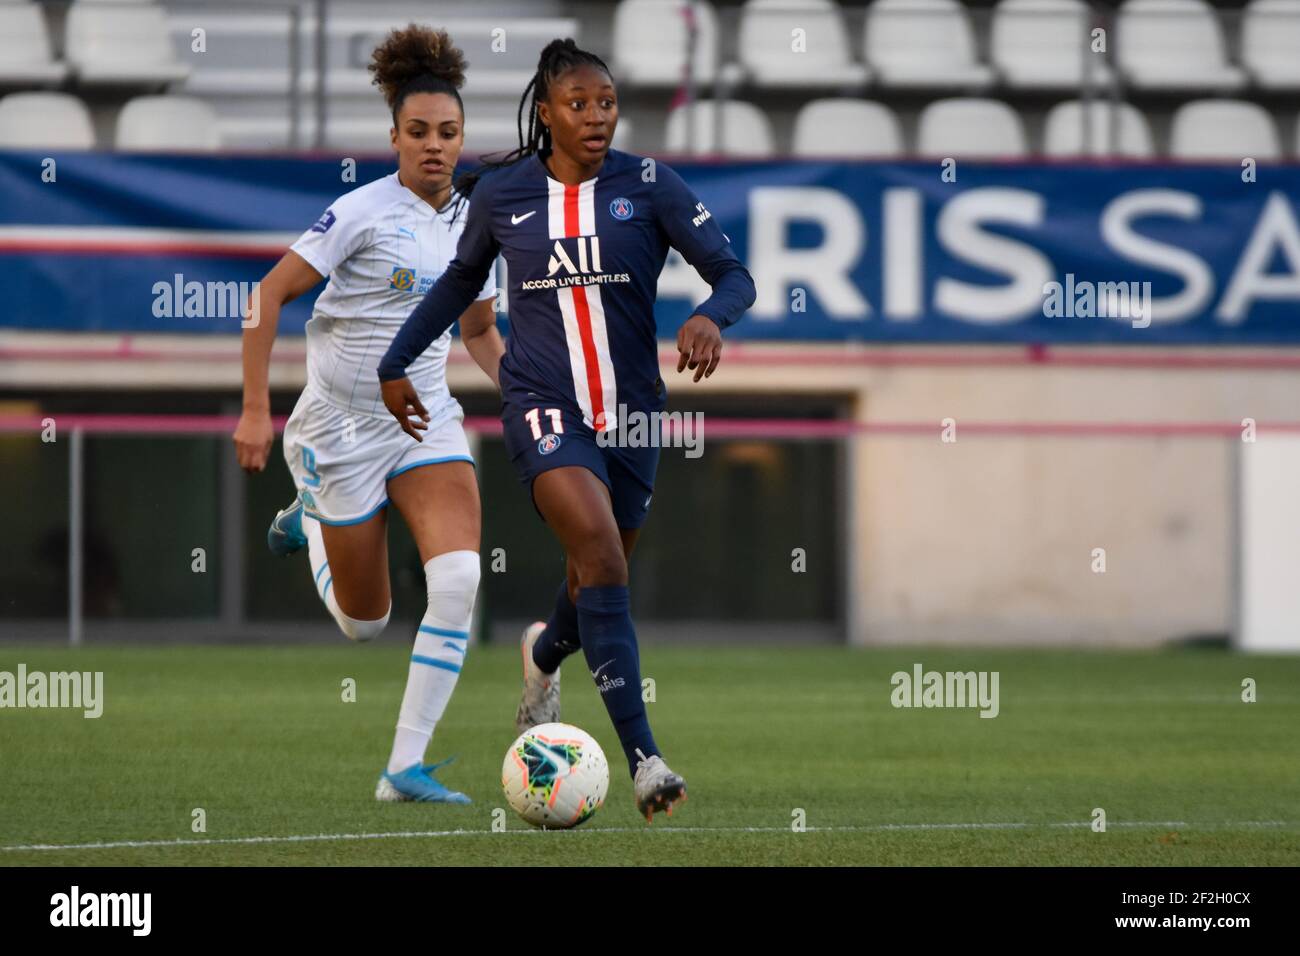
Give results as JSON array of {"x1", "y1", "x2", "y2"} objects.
[{"x1": 2, "y1": 820, "x2": 1295, "y2": 853}]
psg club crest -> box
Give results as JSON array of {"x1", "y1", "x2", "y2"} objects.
[
  {"x1": 537, "y1": 433, "x2": 562, "y2": 455},
  {"x1": 609, "y1": 197, "x2": 633, "y2": 220}
]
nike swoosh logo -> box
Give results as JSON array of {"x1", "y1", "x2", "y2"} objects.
[
  {"x1": 591, "y1": 658, "x2": 616, "y2": 680},
  {"x1": 528, "y1": 738, "x2": 572, "y2": 779},
  {"x1": 510, "y1": 211, "x2": 537, "y2": 225}
]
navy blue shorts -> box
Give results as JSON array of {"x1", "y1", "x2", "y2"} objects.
[{"x1": 500, "y1": 401, "x2": 660, "y2": 530}]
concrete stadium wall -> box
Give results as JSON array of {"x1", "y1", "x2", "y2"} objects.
[{"x1": 721, "y1": 347, "x2": 1297, "y2": 647}]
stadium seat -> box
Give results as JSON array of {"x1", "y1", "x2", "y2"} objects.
[
  {"x1": 916, "y1": 98, "x2": 1028, "y2": 158},
  {"x1": 116, "y1": 96, "x2": 223, "y2": 151},
  {"x1": 610, "y1": 116, "x2": 634, "y2": 152},
  {"x1": 612, "y1": 0, "x2": 725, "y2": 87},
  {"x1": 1169, "y1": 99, "x2": 1281, "y2": 160},
  {"x1": 1241, "y1": 0, "x2": 1300, "y2": 90},
  {"x1": 734, "y1": 0, "x2": 869, "y2": 88},
  {"x1": 1116, "y1": 0, "x2": 1245, "y2": 91},
  {"x1": 991, "y1": 0, "x2": 1111, "y2": 89},
  {"x1": 865, "y1": 0, "x2": 994, "y2": 89},
  {"x1": 311, "y1": 110, "x2": 629, "y2": 155},
  {"x1": 664, "y1": 100, "x2": 775, "y2": 156},
  {"x1": 64, "y1": 1, "x2": 192, "y2": 86},
  {"x1": 791, "y1": 99, "x2": 902, "y2": 157},
  {"x1": 0, "y1": 92, "x2": 96, "y2": 149},
  {"x1": 0, "y1": 2, "x2": 68, "y2": 87},
  {"x1": 1042, "y1": 100, "x2": 1155, "y2": 157}
]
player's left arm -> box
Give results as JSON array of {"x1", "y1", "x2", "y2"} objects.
[{"x1": 655, "y1": 166, "x2": 757, "y2": 382}]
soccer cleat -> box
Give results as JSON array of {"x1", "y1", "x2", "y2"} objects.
[
  {"x1": 266, "y1": 498, "x2": 308, "y2": 557},
  {"x1": 374, "y1": 757, "x2": 472, "y2": 804},
  {"x1": 633, "y1": 748, "x2": 687, "y2": 823},
  {"x1": 515, "y1": 621, "x2": 560, "y2": 733}
]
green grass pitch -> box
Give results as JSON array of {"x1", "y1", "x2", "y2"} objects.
[{"x1": 1, "y1": 642, "x2": 1298, "y2": 866}]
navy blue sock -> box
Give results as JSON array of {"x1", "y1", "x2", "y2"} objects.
[
  {"x1": 532, "y1": 580, "x2": 582, "y2": 674},
  {"x1": 576, "y1": 585, "x2": 658, "y2": 777}
]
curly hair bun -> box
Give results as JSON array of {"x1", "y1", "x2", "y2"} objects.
[{"x1": 369, "y1": 25, "x2": 467, "y2": 109}]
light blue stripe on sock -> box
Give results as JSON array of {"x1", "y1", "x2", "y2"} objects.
[
  {"x1": 323, "y1": 577, "x2": 333, "y2": 599},
  {"x1": 314, "y1": 563, "x2": 329, "y2": 585},
  {"x1": 419, "y1": 625, "x2": 469, "y2": 640},
  {"x1": 411, "y1": 654, "x2": 460, "y2": 673}
]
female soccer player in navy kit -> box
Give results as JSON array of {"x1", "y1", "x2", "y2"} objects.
[{"x1": 378, "y1": 39, "x2": 755, "y2": 821}]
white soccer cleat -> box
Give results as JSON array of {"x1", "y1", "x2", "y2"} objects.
[
  {"x1": 633, "y1": 749, "x2": 687, "y2": 824},
  {"x1": 515, "y1": 621, "x2": 560, "y2": 733}
]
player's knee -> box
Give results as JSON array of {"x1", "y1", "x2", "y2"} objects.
[
  {"x1": 335, "y1": 604, "x2": 391, "y2": 642},
  {"x1": 573, "y1": 542, "x2": 627, "y2": 589},
  {"x1": 424, "y1": 549, "x2": 481, "y2": 623}
]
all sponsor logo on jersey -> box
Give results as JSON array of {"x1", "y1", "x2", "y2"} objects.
[
  {"x1": 537, "y1": 433, "x2": 562, "y2": 455},
  {"x1": 609, "y1": 197, "x2": 634, "y2": 220},
  {"x1": 520, "y1": 237, "x2": 631, "y2": 291}
]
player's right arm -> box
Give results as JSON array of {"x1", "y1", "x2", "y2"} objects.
[{"x1": 233, "y1": 251, "x2": 325, "y2": 472}]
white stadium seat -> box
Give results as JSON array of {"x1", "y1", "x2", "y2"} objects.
[
  {"x1": 116, "y1": 96, "x2": 223, "y2": 151},
  {"x1": 916, "y1": 98, "x2": 1028, "y2": 158},
  {"x1": 65, "y1": 1, "x2": 191, "y2": 86},
  {"x1": 1042, "y1": 100, "x2": 1154, "y2": 157},
  {"x1": 0, "y1": 92, "x2": 96, "y2": 149},
  {"x1": 0, "y1": 2, "x2": 68, "y2": 86},
  {"x1": 1169, "y1": 99, "x2": 1281, "y2": 160},
  {"x1": 612, "y1": 0, "x2": 724, "y2": 87},
  {"x1": 318, "y1": 114, "x2": 630, "y2": 154},
  {"x1": 1116, "y1": 0, "x2": 1245, "y2": 91},
  {"x1": 791, "y1": 99, "x2": 902, "y2": 157},
  {"x1": 735, "y1": 0, "x2": 869, "y2": 88},
  {"x1": 865, "y1": 0, "x2": 994, "y2": 89},
  {"x1": 1241, "y1": 0, "x2": 1300, "y2": 90},
  {"x1": 664, "y1": 100, "x2": 775, "y2": 156},
  {"x1": 992, "y1": 0, "x2": 1111, "y2": 89}
]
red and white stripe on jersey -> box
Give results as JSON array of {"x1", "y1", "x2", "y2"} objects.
[{"x1": 546, "y1": 176, "x2": 617, "y2": 431}]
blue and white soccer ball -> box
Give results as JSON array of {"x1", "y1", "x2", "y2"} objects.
[{"x1": 502, "y1": 722, "x2": 609, "y2": 829}]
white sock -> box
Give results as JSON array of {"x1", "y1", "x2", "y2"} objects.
[
  {"x1": 304, "y1": 511, "x2": 389, "y2": 642},
  {"x1": 386, "y1": 549, "x2": 481, "y2": 774}
]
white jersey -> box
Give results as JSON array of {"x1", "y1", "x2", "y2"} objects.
[{"x1": 290, "y1": 172, "x2": 496, "y2": 420}]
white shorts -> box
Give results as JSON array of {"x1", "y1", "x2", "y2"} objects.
[{"x1": 282, "y1": 391, "x2": 474, "y2": 526}]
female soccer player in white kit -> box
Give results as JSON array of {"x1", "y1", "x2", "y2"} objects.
[{"x1": 232, "y1": 27, "x2": 501, "y2": 803}]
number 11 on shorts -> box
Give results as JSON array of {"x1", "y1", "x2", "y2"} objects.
[{"x1": 524, "y1": 408, "x2": 564, "y2": 440}]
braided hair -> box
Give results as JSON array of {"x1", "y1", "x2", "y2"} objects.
[
  {"x1": 452, "y1": 37, "x2": 612, "y2": 209},
  {"x1": 369, "y1": 25, "x2": 467, "y2": 127}
]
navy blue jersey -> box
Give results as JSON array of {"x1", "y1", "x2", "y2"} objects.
[{"x1": 380, "y1": 148, "x2": 755, "y2": 432}]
